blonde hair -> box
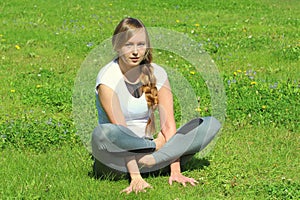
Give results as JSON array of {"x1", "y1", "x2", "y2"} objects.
[{"x1": 112, "y1": 17, "x2": 158, "y2": 137}]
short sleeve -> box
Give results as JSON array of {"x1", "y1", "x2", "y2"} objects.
[
  {"x1": 152, "y1": 63, "x2": 168, "y2": 91},
  {"x1": 95, "y1": 60, "x2": 122, "y2": 94}
]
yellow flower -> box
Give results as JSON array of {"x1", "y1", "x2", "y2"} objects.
[
  {"x1": 195, "y1": 107, "x2": 201, "y2": 112},
  {"x1": 237, "y1": 69, "x2": 242, "y2": 73},
  {"x1": 251, "y1": 81, "x2": 257, "y2": 85},
  {"x1": 190, "y1": 71, "x2": 195, "y2": 75},
  {"x1": 195, "y1": 23, "x2": 200, "y2": 27},
  {"x1": 0, "y1": 34, "x2": 3, "y2": 37},
  {"x1": 15, "y1": 45, "x2": 21, "y2": 50},
  {"x1": 262, "y1": 105, "x2": 266, "y2": 109},
  {"x1": 10, "y1": 89, "x2": 16, "y2": 93},
  {"x1": 36, "y1": 85, "x2": 42, "y2": 88},
  {"x1": 233, "y1": 71, "x2": 237, "y2": 76},
  {"x1": 176, "y1": 19, "x2": 180, "y2": 23}
]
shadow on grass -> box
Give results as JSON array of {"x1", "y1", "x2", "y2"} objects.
[{"x1": 88, "y1": 155, "x2": 210, "y2": 182}]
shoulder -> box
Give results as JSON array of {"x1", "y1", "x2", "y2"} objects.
[
  {"x1": 96, "y1": 59, "x2": 122, "y2": 91},
  {"x1": 97, "y1": 59, "x2": 119, "y2": 77},
  {"x1": 151, "y1": 63, "x2": 168, "y2": 90},
  {"x1": 152, "y1": 63, "x2": 167, "y2": 77}
]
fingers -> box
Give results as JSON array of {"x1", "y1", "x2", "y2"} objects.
[
  {"x1": 121, "y1": 187, "x2": 132, "y2": 194},
  {"x1": 185, "y1": 177, "x2": 198, "y2": 186},
  {"x1": 169, "y1": 175, "x2": 199, "y2": 187},
  {"x1": 168, "y1": 178, "x2": 173, "y2": 185},
  {"x1": 120, "y1": 179, "x2": 152, "y2": 194}
]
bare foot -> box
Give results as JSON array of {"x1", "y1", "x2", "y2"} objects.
[
  {"x1": 153, "y1": 132, "x2": 166, "y2": 151},
  {"x1": 138, "y1": 155, "x2": 156, "y2": 168},
  {"x1": 137, "y1": 133, "x2": 165, "y2": 168}
]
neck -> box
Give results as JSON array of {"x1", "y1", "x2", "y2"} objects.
[{"x1": 118, "y1": 58, "x2": 141, "y2": 83}]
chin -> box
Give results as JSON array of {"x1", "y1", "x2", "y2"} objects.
[{"x1": 129, "y1": 61, "x2": 142, "y2": 67}]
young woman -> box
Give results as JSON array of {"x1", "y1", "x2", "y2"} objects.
[{"x1": 92, "y1": 17, "x2": 221, "y2": 194}]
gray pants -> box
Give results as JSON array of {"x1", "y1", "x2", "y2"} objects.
[{"x1": 91, "y1": 117, "x2": 221, "y2": 178}]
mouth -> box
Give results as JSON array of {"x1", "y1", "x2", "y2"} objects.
[{"x1": 130, "y1": 57, "x2": 140, "y2": 63}]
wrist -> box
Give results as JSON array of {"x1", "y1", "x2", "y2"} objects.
[
  {"x1": 170, "y1": 159, "x2": 181, "y2": 174},
  {"x1": 130, "y1": 173, "x2": 142, "y2": 180}
]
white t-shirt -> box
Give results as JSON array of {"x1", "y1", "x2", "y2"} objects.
[{"x1": 95, "y1": 59, "x2": 168, "y2": 137}]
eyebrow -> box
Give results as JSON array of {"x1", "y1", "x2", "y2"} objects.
[{"x1": 125, "y1": 41, "x2": 146, "y2": 44}]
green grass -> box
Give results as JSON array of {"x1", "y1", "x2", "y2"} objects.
[
  {"x1": 1, "y1": 126, "x2": 299, "y2": 199},
  {"x1": 1, "y1": 0, "x2": 299, "y2": 199}
]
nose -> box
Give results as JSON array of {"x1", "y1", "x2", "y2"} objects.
[{"x1": 132, "y1": 45, "x2": 138, "y2": 55}]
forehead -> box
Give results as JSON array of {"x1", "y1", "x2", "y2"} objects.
[{"x1": 127, "y1": 29, "x2": 146, "y2": 42}]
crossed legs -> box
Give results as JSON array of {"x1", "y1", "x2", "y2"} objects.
[{"x1": 91, "y1": 116, "x2": 221, "y2": 174}]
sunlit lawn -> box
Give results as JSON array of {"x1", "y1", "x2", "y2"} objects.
[{"x1": 0, "y1": 0, "x2": 299, "y2": 199}]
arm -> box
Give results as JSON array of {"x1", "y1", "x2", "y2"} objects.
[
  {"x1": 98, "y1": 84, "x2": 126, "y2": 126},
  {"x1": 157, "y1": 80, "x2": 181, "y2": 172},
  {"x1": 158, "y1": 80, "x2": 198, "y2": 186},
  {"x1": 157, "y1": 80, "x2": 177, "y2": 141},
  {"x1": 98, "y1": 84, "x2": 151, "y2": 193}
]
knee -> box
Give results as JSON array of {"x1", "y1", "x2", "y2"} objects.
[
  {"x1": 91, "y1": 125, "x2": 103, "y2": 146},
  {"x1": 202, "y1": 116, "x2": 221, "y2": 128},
  {"x1": 201, "y1": 116, "x2": 221, "y2": 137},
  {"x1": 92, "y1": 124, "x2": 112, "y2": 144},
  {"x1": 92, "y1": 123, "x2": 122, "y2": 145}
]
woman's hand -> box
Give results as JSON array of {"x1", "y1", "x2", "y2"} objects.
[
  {"x1": 121, "y1": 176, "x2": 152, "y2": 194},
  {"x1": 169, "y1": 172, "x2": 198, "y2": 187}
]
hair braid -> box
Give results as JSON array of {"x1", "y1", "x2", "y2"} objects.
[{"x1": 140, "y1": 63, "x2": 158, "y2": 138}]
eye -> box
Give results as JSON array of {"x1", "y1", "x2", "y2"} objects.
[
  {"x1": 137, "y1": 43, "x2": 145, "y2": 47},
  {"x1": 125, "y1": 43, "x2": 133, "y2": 48}
]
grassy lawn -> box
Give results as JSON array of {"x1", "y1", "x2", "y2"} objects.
[
  {"x1": 1, "y1": 125, "x2": 299, "y2": 199},
  {"x1": 1, "y1": 0, "x2": 299, "y2": 199}
]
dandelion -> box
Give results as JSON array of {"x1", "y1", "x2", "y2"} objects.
[
  {"x1": 233, "y1": 71, "x2": 237, "y2": 76},
  {"x1": 195, "y1": 107, "x2": 201, "y2": 112},
  {"x1": 36, "y1": 85, "x2": 42, "y2": 88},
  {"x1": 190, "y1": 71, "x2": 195, "y2": 75},
  {"x1": 251, "y1": 81, "x2": 257, "y2": 85},
  {"x1": 237, "y1": 69, "x2": 242, "y2": 73},
  {"x1": 176, "y1": 19, "x2": 180, "y2": 23},
  {"x1": 15, "y1": 45, "x2": 21, "y2": 50},
  {"x1": 195, "y1": 23, "x2": 200, "y2": 27},
  {"x1": 10, "y1": 89, "x2": 16, "y2": 93},
  {"x1": 262, "y1": 105, "x2": 266, "y2": 110}
]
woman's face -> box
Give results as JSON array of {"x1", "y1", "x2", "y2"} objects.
[{"x1": 118, "y1": 29, "x2": 147, "y2": 70}]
